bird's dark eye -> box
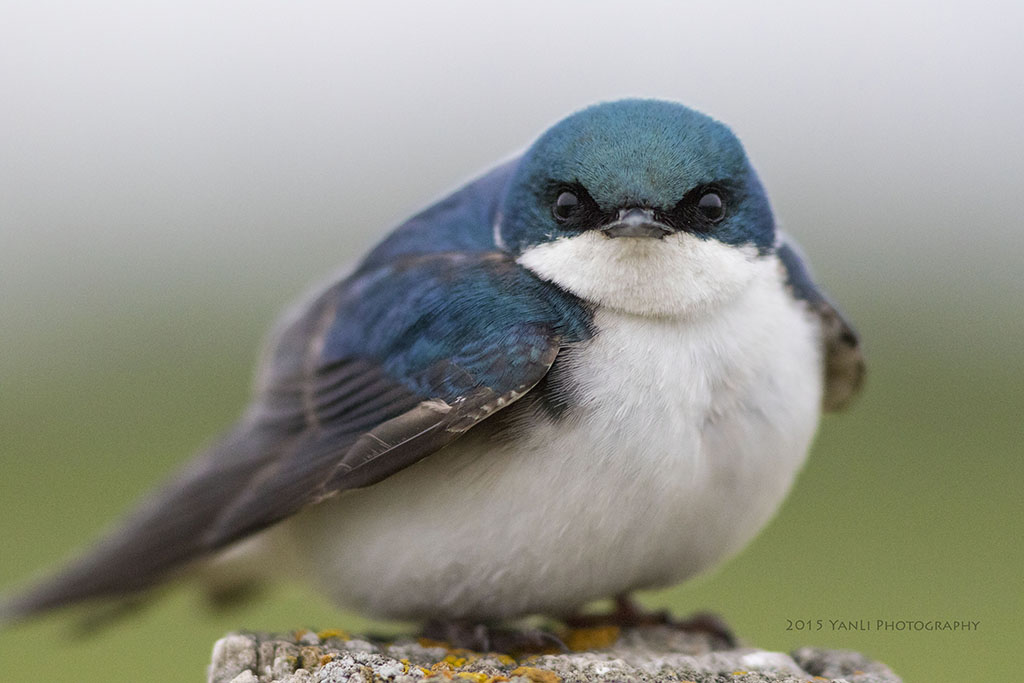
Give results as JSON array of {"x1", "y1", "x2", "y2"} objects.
[
  {"x1": 697, "y1": 191, "x2": 725, "y2": 222},
  {"x1": 553, "y1": 191, "x2": 580, "y2": 221}
]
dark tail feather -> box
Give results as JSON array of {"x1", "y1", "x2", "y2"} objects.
[{"x1": 0, "y1": 419, "x2": 291, "y2": 626}]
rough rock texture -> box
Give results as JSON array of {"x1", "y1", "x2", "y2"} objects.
[{"x1": 208, "y1": 626, "x2": 901, "y2": 683}]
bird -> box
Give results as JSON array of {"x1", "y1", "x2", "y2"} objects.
[{"x1": 1, "y1": 99, "x2": 864, "y2": 645}]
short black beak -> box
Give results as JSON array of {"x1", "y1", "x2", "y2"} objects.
[{"x1": 600, "y1": 207, "x2": 674, "y2": 239}]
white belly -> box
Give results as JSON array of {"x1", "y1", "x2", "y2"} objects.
[{"x1": 281, "y1": 261, "x2": 823, "y2": 621}]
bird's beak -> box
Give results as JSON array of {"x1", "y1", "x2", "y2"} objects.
[{"x1": 600, "y1": 208, "x2": 674, "y2": 239}]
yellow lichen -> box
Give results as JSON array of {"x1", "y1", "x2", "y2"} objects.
[
  {"x1": 318, "y1": 654, "x2": 334, "y2": 667},
  {"x1": 419, "y1": 637, "x2": 452, "y2": 649},
  {"x1": 316, "y1": 628, "x2": 350, "y2": 640},
  {"x1": 430, "y1": 661, "x2": 458, "y2": 674},
  {"x1": 443, "y1": 654, "x2": 468, "y2": 667},
  {"x1": 455, "y1": 673, "x2": 490, "y2": 683},
  {"x1": 493, "y1": 654, "x2": 517, "y2": 666},
  {"x1": 509, "y1": 666, "x2": 561, "y2": 683},
  {"x1": 562, "y1": 626, "x2": 621, "y2": 652}
]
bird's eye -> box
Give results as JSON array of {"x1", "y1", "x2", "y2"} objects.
[
  {"x1": 697, "y1": 191, "x2": 725, "y2": 222},
  {"x1": 553, "y1": 191, "x2": 580, "y2": 221}
]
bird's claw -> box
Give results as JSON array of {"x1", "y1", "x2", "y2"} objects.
[
  {"x1": 420, "y1": 619, "x2": 568, "y2": 656},
  {"x1": 563, "y1": 595, "x2": 737, "y2": 649}
]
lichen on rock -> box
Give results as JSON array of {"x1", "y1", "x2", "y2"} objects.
[{"x1": 208, "y1": 626, "x2": 901, "y2": 683}]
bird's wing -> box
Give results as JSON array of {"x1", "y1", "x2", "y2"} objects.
[
  {"x1": 2, "y1": 251, "x2": 591, "y2": 622},
  {"x1": 776, "y1": 233, "x2": 866, "y2": 411}
]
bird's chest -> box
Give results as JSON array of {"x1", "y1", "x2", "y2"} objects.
[
  {"x1": 558, "y1": 311, "x2": 736, "y2": 448},
  {"x1": 496, "y1": 291, "x2": 823, "y2": 583},
  {"x1": 538, "y1": 302, "x2": 801, "y2": 478}
]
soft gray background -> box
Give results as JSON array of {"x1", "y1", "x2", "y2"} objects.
[{"x1": 2, "y1": 2, "x2": 1021, "y2": 681}]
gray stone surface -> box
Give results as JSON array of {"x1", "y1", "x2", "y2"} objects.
[{"x1": 208, "y1": 626, "x2": 901, "y2": 683}]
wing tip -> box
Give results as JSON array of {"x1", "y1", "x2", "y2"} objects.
[
  {"x1": 820, "y1": 305, "x2": 867, "y2": 413},
  {"x1": 0, "y1": 588, "x2": 41, "y2": 629},
  {"x1": 0, "y1": 552, "x2": 149, "y2": 629},
  {"x1": 0, "y1": 598, "x2": 18, "y2": 629}
]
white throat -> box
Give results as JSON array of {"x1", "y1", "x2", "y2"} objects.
[{"x1": 516, "y1": 231, "x2": 760, "y2": 317}]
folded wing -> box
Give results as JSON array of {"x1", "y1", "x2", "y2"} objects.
[
  {"x1": 1, "y1": 251, "x2": 590, "y2": 622},
  {"x1": 777, "y1": 233, "x2": 866, "y2": 411}
]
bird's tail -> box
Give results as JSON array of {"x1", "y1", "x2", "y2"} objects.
[{"x1": 0, "y1": 418, "x2": 291, "y2": 628}]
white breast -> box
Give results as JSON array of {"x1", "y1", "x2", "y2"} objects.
[{"x1": 280, "y1": 249, "x2": 823, "y2": 623}]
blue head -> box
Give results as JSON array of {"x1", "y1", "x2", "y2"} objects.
[{"x1": 499, "y1": 100, "x2": 777, "y2": 317}]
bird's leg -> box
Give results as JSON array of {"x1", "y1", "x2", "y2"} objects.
[
  {"x1": 563, "y1": 594, "x2": 737, "y2": 648},
  {"x1": 419, "y1": 619, "x2": 567, "y2": 655},
  {"x1": 563, "y1": 594, "x2": 668, "y2": 628}
]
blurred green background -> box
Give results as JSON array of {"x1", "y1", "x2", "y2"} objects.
[{"x1": 1, "y1": 2, "x2": 1021, "y2": 681}]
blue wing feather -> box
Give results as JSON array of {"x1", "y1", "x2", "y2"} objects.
[
  {"x1": 323, "y1": 250, "x2": 590, "y2": 400},
  {"x1": 358, "y1": 160, "x2": 518, "y2": 269},
  {"x1": 203, "y1": 251, "x2": 591, "y2": 543},
  {"x1": 776, "y1": 233, "x2": 865, "y2": 411},
  {"x1": 776, "y1": 233, "x2": 828, "y2": 308},
  {"x1": 0, "y1": 163, "x2": 589, "y2": 621}
]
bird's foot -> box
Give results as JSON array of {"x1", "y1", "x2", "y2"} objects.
[
  {"x1": 419, "y1": 619, "x2": 567, "y2": 656},
  {"x1": 563, "y1": 594, "x2": 737, "y2": 649}
]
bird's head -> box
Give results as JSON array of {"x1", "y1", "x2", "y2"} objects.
[{"x1": 498, "y1": 99, "x2": 775, "y2": 317}]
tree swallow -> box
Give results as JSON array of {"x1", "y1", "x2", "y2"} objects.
[{"x1": 2, "y1": 99, "x2": 864, "y2": 636}]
